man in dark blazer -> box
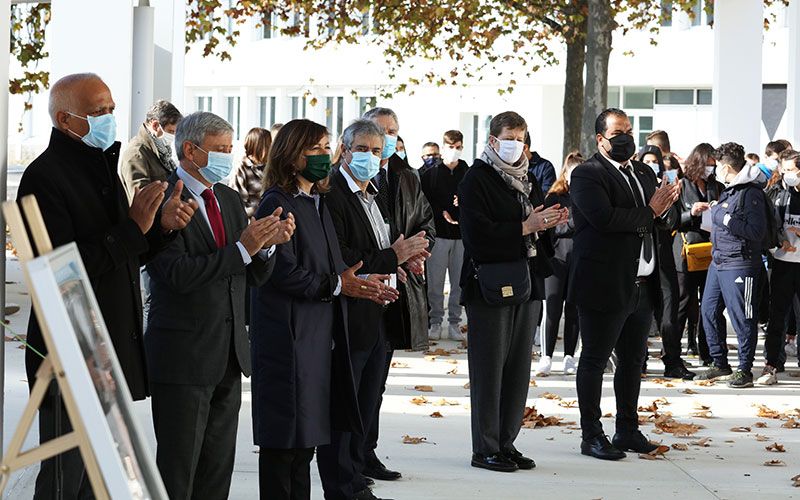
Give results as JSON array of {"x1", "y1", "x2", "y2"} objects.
[
  {"x1": 18, "y1": 73, "x2": 195, "y2": 499},
  {"x1": 319, "y1": 119, "x2": 427, "y2": 500},
  {"x1": 145, "y1": 112, "x2": 293, "y2": 499},
  {"x1": 569, "y1": 108, "x2": 680, "y2": 461}
]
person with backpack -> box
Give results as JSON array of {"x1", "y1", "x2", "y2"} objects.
[{"x1": 697, "y1": 143, "x2": 777, "y2": 388}]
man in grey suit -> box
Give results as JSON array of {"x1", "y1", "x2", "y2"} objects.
[{"x1": 145, "y1": 112, "x2": 295, "y2": 499}]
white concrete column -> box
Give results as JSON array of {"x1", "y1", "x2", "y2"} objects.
[
  {"x1": 131, "y1": 4, "x2": 155, "y2": 137},
  {"x1": 241, "y1": 86, "x2": 257, "y2": 137},
  {"x1": 0, "y1": 0, "x2": 11, "y2": 458},
  {"x1": 787, "y1": 1, "x2": 800, "y2": 147},
  {"x1": 712, "y1": 0, "x2": 763, "y2": 153},
  {"x1": 50, "y1": 0, "x2": 135, "y2": 143},
  {"x1": 151, "y1": 0, "x2": 186, "y2": 108}
]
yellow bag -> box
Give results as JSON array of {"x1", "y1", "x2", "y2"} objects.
[{"x1": 681, "y1": 233, "x2": 712, "y2": 272}]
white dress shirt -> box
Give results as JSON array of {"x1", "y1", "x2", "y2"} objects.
[
  {"x1": 604, "y1": 156, "x2": 656, "y2": 277},
  {"x1": 176, "y1": 167, "x2": 272, "y2": 264}
]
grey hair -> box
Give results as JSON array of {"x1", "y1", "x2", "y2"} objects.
[
  {"x1": 362, "y1": 107, "x2": 399, "y2": 129},
  {"x1": 342, "y1": 119, "x2": 385, "y2": 151},
  {"x1": 145, "y1": 100, "x2": 183, "y2": 127},
  {"x1": 175, "y1": 111, "x2": 233, "y2": 160},
  {"x1": 48, "y1": 73, "x2": 102, "y2": 126}
]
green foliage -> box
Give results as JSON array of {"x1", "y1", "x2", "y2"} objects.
[{"x1": 10, "y1": 2, "x2": 50, "y2": 104}]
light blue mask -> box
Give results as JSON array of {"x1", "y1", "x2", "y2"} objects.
[
  {"x1": 67, "y1": 112, "x2": 117, "y2": 151},
  {"x1": 396, "y1": 150, "x2": 407, "y2": 160},
  {"x1": 382, "y1": 134, "x2": 398, "y2": 159},
  {"x1": 348, "y1": 151, "x2": 381, "y2": 181},
  {"x1": 664, "y1": 169, "x2": 678, "y2": 183},
  {"x1": 193, "y1": 145, "x2": 234, "y2": 184}
]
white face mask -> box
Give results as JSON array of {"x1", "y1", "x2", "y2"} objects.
[
  {"x1": 161, "y1": 131, "x2": 175, "y2": 145},
  {"x1": 784, "y1": 171, "x2": 800, "y2": 187},
  {"x1": 645, "y1": 162, "x2": 660, "y2": 175},
  {"x1": 704, "y1": 166, "x2": 715, "y2": 179},
  {"x1": 494, "y1": 139, "x2": 525, "y2": 164},
  {"x1": 441, "y1": 147, "x2": 462, "y2": 164},
  {"x1": 767, "y1": 158, "x2": 779, "y2": 171}
]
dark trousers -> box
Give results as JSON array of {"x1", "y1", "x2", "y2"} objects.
[
  {"x1": 150, "y1": 354, "x2": 242, "y2": 500},
  {"x1": 466, "y1": 299, "x2": 538, "y2": 456},
  {"x1": 34, "y1": 383, "x2": 94, "y2": 500},
  {"x1": 258, "y1": 447, "x2": 315, "y2": 500},
  {"x1": 701, "y1": 262, "x2": 759, "y2": 372},
  {"x1": 658, "y1": 265, "x2": 683, "y2": 367},
  {"x1": 677, "y1": 270, "x2": 712, "y2": 362},
  {"x1": 576, "y1": 280, "x2": 653, "y2": 440},
  {"x1": 364, "y1": 346, "x2": 393, "y2": 466},
  {"x1": 764, "y1": 259, "x2": 800, "y2": 368},
  {"x1": 543, "y1": 258, "x2": 579, "y2": 357},
  {"x1": 317, "y1": 336, "x2": 386, "y2": 500}
]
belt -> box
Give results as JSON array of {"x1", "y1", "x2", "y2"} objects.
[{"x1": 635, "y1": 276, "x2": 650, "y2": 286}]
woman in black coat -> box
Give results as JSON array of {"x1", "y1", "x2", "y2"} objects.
[
  {"x1": 459, "y1": 112, "x2": 567, "y2": 473},
  {"x1": 536, "y1": 151, "x2": 583, "y2": 377},
  {"x1": 250, "y1": 119, "x2": 387, "y2": 500},
  {"x1": 672, "y1": 143, "x2": 724, "y2": 365}
]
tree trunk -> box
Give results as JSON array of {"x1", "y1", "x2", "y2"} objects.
[
  {"x1": 562, "y1": 30, "x2": 586, "y2": 159},
  {"x1": 580, "y1": 0, "x2": 616, "y2": 156}
]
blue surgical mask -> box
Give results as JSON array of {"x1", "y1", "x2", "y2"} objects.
[
  {"x1": 67, "y1": 112, "x2": 117, "y2": 151},
  {"x1": 396, "y1": 150, "x2": 407, "y2": 160},
  {"x1": 382, "y1": 134, "x2": 398, "y2": 159},
  {"x1": 193, "y1": 145, "x2": 234, "y2": 184},
  {"x1": 664, "y1": 169, "x2": 678, "y2": 183},
  {"x1": 348, "y1": 151, "x2": 381, "y2": 181}
]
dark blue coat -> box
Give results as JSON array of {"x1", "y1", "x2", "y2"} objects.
[
  {"x1": 528, "y1": 152, "x2": 556, "y2": 194},
  {"x1": 250, "y1": 187, "x2": 361, "y2": 449},
  {"x1": 710, "y1": 183, "x2": 767, "y2": 270}
]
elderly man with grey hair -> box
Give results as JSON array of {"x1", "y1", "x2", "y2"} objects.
[
  {"x1": 120, "y1": 99, "x2": 183, "y2": 200},
  {"x1": 145, "y1": 111, "x2": 295, "y2": 499},
  {"x1": 18, "y1": 72, "x2": 195, "y2": 499}
]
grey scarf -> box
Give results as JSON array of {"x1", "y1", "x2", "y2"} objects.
[
  {"x1": 481, "y1": 144, "x2": 536, "y2": 257},
  {"x1": 152, "y1": 133, "x2": 177, "y2": 173}
]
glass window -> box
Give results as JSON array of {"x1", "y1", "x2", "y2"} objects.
[
  {"x1": 655, "y1": 89, "x2": 694, "y2": 105},
  {"x1": 623, "y1": 87, "x2": 654, "y2": 109},
  {"x1": 358, "y1": 96, "x2": 376, "y2": 116},
  {"x1": 639, "y1": 132, "x2": 650, "y2": 147},
  {"x1": 472, "y1": 115, "x2": 479, "y2": 160},
  {"x1": 608, "y1": 86, "x2": 621, "y2": 108},
  {"x1": 291, "y1": 97, "x2": 306, "y2": 119},
  {"x1": 336, "y1": 97, "x2": 344, "y2": 138},
  {"x1": 697, "y1": 89, "x2": 712, "y2": 105},
  {"x1": 640, "y1": 116, "x2": 653, "y2": 130},
  {"x1": 691, "y1": 0, "x2": 702, "y2": 26},
  {"x1": 196, "y1": 96, "x2": 213, "y2": 112},
  {"x1": 226, "y1": 96, "x2": 241, "y2": 140},
  {"x1": 661, "y1": 0, "x2": 673, "y2": 27},
  {"x1": 258, "y1": 96, "x2": 276, "y2": 128}
]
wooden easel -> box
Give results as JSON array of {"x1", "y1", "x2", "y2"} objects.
[{"x1": 0, "y1": 196, "x2": 110, "y2": 499}]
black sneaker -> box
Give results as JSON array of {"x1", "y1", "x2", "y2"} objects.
[
  {"x1": 696, "y1": 364, "x2": 733, "y2": 381},
  {"x1": 727, "y1": 370, "x2": 754, "y2": 388}
]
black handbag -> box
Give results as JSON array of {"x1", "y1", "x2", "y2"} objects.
[{"x1": 474, "y1": 258, "x2": 532, "y2": 306}]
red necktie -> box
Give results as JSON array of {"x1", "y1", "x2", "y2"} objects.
[{"x1": 201, "y1": 189, "x2": 227, "y2": 248}]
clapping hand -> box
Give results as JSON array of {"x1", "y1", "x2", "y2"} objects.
[
  {"x1": 340, "y1": 261, "x2": 383, "y2": 302},
  {"x1": 649, "y1": 177, "x2": 681, "y2": 217},
  {"x1": 367, "y1": 273, "x2": 400, "y2": 303},
  {"x1": 523, "y1": 204, "x2": 569, "y2": 235},
  {"x1": 160, "y1": 180, "x2": 198, "y2": 232},
  {"x1": 129, "y1": 181, "x2": 167, "y2": 234}
]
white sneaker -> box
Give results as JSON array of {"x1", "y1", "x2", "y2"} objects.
[
  {"x1": 428, "y1": 324, "x2": 442, "y2": 340},
  {"x1": 448, "y1": 324, "x2": 465, "y2": 341},
  {"x1": 534, "y1": 356, "x2": 552, "y2": 376},
  {"x1": 563, "y1": 355, "x2": 577, "y2": 375},
  {"x1": 785, "y1": 339, "x2": 798, "y2": 358},
  {"x1": 756, "y1": 365, "x2": 778, "y2": 386}
]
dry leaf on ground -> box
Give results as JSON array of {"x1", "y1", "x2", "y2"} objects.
[
  {"x1": 414, "y1": 385, "x2": 434, "y2": 392},
  {"x1": 681, "y1": 388, "x2": 699, "y2": 394},
  {"x1": 390, "y1": 361, "x2": 409, "y2": 368},
  {"x1": 447, "y1": 367, "x2": 458, "y2": 375},
  {"x1": 695, "y1": 379, "x2": 716, "y2": 387},
  {"x1": 755, "y1": 434, "x2": 771, "y2": 442},
  {"x1": 424, "y1": 355, "x2": 438, "y2": 362},
  {"x1": 755, "y1": 404, "x2": 782, "y2": 419},
  {"x1": 754, "y1": 422, "x2": 768, "y2": 428},
  {"x1": 691, "y1": 410, "x2": 713, "y2": 419},
  {"x1": 672, "y1": 443, "x2": 689, "y2": 451},
  {"x1": 410, "y1": 396, "x2": 429, "y2": 406},
  {"x1": 654, "y1": 397, "x2": 670, "y2": 406},
  {"x1": 529, "y1": 379, "x2": 537, "y2": 387},
  {"x1": 430, "y1": 412, "x2": 444, "y2": 418},
  {"x1": 463, "y1": 382, "x2": 470, "y2": 389},
  {"x1": 558, "y1": 399, "x2": 579, "y2": 409},
  {"x1": 689, "y1": 437, "x2": 711, "y2": 447},
  {"x1": 782, "y1": 418, "x2": 800, "y2": 429},
  {"x1": 520, "y1": 406, "x2": 575, "y2": 429},
  {"x1": 445, "y1": 359, "x2": 458, "y2": 365},
  {"x1": 541, "y1": 392, "x2": 562, "y2": 400},
  {"x1": 424, "y1": 348, "x2": 451, "y2": 356},
  {"x1": 602, "y1": 413, "x2": 613, "y2": 418},
  {"x1": 730, "y1": 426, "x2": 751, "y2": 433},
  {"x1": 792, "y1": 474, "x2": 800, "y2": 487},
  {"x1": 654, "y1": 413, "x2": 702, "y2": 437},
  {"x1": 766, "y1": 442, "x2": 786, "y2": 453},
  {"x1": 432, "y1": 398, "x2": 460, "y2": 406},
  {"x1": 402, "y1": 435, "x2": 428, "y2": 444},
  {"x1": 764, "y1": 460, "x2": 786, "y2": 466}
]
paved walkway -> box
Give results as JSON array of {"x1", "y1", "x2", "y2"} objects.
[{"x1": 2, "y1": 251, "x2": 800, "y2": 499}]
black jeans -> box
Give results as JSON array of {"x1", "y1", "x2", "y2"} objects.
[
  {"x1": 364, "y1": 346, "x2": 393, "y2": 466},
  {"x1": 765, "y1": 259, "x2": 800, "y2": 368},
  {"x1": 677, "y1": 270, "x2": 712, "y2": 362},
  {"x1": 577, "y1": 280, "x2": 653, "y2": 440},
  {"x1": 658, "y1": 265, "x2": 682, "y2": 367},
  {"x1": 543, "y1": 258, "x2": 579, "y2": 358},
  {"x1": 258, "y1": 447, "x2": 315, "y2": 500}
]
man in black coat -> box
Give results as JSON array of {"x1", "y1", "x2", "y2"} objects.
[
  {"x1": 17, "y1": 73, "x2": 195, "y2": 499},
  {"x1": 145, "y1": 112, "x2": 292, "y2": 499},
  {"x1": 569, "y1": 108, "x2": 680, "y2": 461}
]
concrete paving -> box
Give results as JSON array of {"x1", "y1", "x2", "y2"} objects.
[{"x1": 2, "y1": 250, "x2": 800, "y2": 499}]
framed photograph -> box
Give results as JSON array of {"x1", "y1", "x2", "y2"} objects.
[{"x1": 25, "y1": 243, "x2": 167, "y2": 499}]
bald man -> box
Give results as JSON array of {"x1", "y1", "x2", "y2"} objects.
[{"x1": 17, "y1": 73, "x2": 196, "y2": 499}]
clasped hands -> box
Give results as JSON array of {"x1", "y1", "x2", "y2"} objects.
[{"x1": 522, "y1": 204, "x2": 570, "y2": 236}]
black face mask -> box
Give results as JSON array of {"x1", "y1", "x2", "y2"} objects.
[{"x1": 603, "y1": 133, "x2": 636, "y2": 162}]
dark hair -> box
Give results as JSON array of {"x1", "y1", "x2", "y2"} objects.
[
  {"x1": 682, "y1": 143, "x2": 716, "y2": 182},
  {"x1": 243, "y1": 127, "x2": 272, "y2": 165},
  {"x1": 397, "y1": 135, "x2": 405, "y2": 145},
  {"x1": 715, "y1": 142, "x2": 746, "y2": 172},
  {"x1": 765, "y1": 140, "x2": 791, "y2": 158},
  {"x1": 443, "y1": 130, "x2": 463, "y2": 144},
  {"x1": 638, "y1": 145, "x2": 664, "y2": 173},
  {"x1": 548, "y1": 151, "x2": 584, "y2": 196},
  {"x1": 524, "y1": 131, "x2": 531, "y2": 147},
  {"x1": 646, "y1": 130, "x2": 671, "y2": 153},
  {"x1": 423, "y1": 142, "x2": 439, "y2": 150},
  {"x1": 783, "y1": 150, "x2": 800, "y2": 169},
  {"x1": 779, "y1": 147, "x2": 797, "y2": 161},
  {"x1": 264, "y1": 119, "x2": 330, "y2": 195},
  {"x1": 489, "y1": 111, "x2": 527, "y2": 137},
  {"x1": 594, "y1": 108, "x2": 628, "y2": 136},
  {"x1": 145, "y1": 99, "x2": 182, "y2": 127},
  {"x1": 746, "y1": 153, "x2": 760, "y2": 163}
]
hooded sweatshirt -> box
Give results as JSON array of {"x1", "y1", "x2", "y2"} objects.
[{"x1": 710, "y1": 163, "x2": 768, "y2": 270}]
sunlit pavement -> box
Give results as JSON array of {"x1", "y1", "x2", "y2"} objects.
[{"x1": 3, "y1": 252, "x2": 799, "y2": 499}]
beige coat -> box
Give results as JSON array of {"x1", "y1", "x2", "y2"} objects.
[{"x1": 120, "y1": 124, "x2": 174, "y2": 201}]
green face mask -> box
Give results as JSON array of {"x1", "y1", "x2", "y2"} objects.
[{"x1": 301, "y1": 154, "x2": 332, "y2": 183}]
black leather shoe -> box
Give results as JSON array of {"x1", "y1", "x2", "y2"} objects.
[
  {"x1": 502, "y1": 449, "x2": 536, "y2": 470},
  {"x1": 363, "y1": 475, "x2": 375, "y2": 487},
  {"x1": 580, "y1": 435, "x2": 626, "y2": 461},
  {"x1": 353, "y1": 488, "x2": 393, "y2": 500},
  {"x1": 612, "y1": 431, "x2": 659, "y2": 454},
  {"x1": 363, "y1": 460, "x2": 402, "y2": 481},
  {"x1": 471, "y1": 453, "x2": 518, "y2": 472},
  {"x1": 664, "y1": 364, "x2": 696, "y2": 380}
]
